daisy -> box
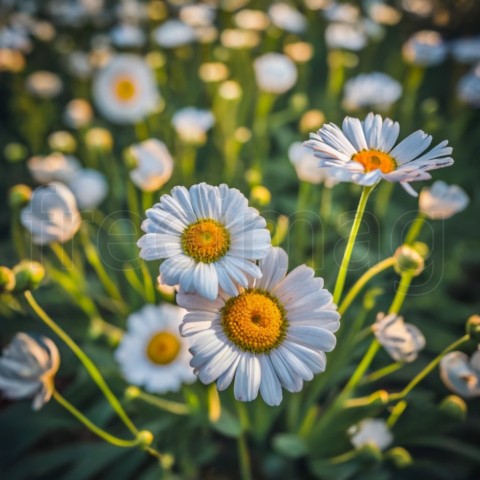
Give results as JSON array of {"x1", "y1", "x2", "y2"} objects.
[
  {"x1": 138, "y1": 183, "x2": 271, "y2": 301},
  {"x1": 419, "y1": 180, "x2": 469, "y2": 219},
  {"x1": 303, "y1": 112, "x2": 454, "y2": 196},
  {"x1": 440, "y1": 350, "x2": 480, "y2": 399},
  {"x1": 177, "y1": 247, "x2": 340, "y2": 406},
  {"x1": 115, "y1": 304, "x2": 195, "y2": 394},
  {"x1": 93, "y1": 54, "x2": 160, "y2": 124}
]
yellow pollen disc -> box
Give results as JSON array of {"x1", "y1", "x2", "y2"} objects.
[
  {"x1": 352, "y1": 149, "x2": 397, "y2": 174},
  {"x1": 146, "y1": 331, "x2": 181, "y2": 365},
  {"x1": 181, "y1": 219, "x2": 230, "y2": 263},
  {"x1": 221, "y1": 289, "x2": 288, "y2": 354},
  {"x1": 114, "y1": 76, "x2": 137, "y2": 102}
]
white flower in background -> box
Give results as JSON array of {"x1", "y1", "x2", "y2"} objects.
[
  {"x1": 440, "y1": 350, "x2": 480, "y2": 398},
  {"x1": 419, "y1": 180, "x2": 469, "y2": 219},
  {"x1": 20, "y1": 183, "x2": 81, "y2": 245},
  {"x1": 64, "y1": 98, "x2": 93, "y2": 129},
  {"x1": 178, "y1": 247, "x2": 340, "y2": 406},
  {"x1": 234, "y1": 9, "x2": 270, "y2": 31},
  {"x1": 304, "y1": 113, "x2": 454, "y2": 196},
  {"x1": 138, "y1": 183, "x2": 271, "y2": 301},
  {"x1": 288, "y1": 142, "x2": 340, "y2": 187},
  {"x1": 343, "y1": 72, "x2": 402, "y2": 111},
  {"x1": 115, "y1": 304, "x2": 195, "y2": 393},
  {"x1": 402, "y1": 30, "x2": 447, "y2": 67},
  {"x1": 0, "y1": 333, "x2": 60, "y2": 410},
  {"x1": 349, "y1": 418, "x2": 393, "y2": 451},
  {"x1": 450, "y1": 36, "x2": 480, "y2": 64},
  {"x1": 457, "y1": 64, "x2": 480, "y2": 108},
  {"x1": 110, "y1": 23, "x2": 146, "y2": 48},
  {"x1": 171, "y1": 107, "x2": 215, "y2": 144},
  {"x1": 268, "y1": 3, "x2": 307, "y2": 33},
  {"x1": 153, "y1": 20, "x2": 196, "y2": 48},
  {"x1": 325, "y1": 23, "x2": 367, "y2": 51},
  {"x1": 373, "y1": 312, "x2": 426, "y2": 363},
  {"x1": 93, "y1": 54, "x2": 160, "y2": 124},
  {"x1": 128, "y1": 139, "x2": 174, "y2": 192},
  {"x1": 26, "y1": 71, "x2": 63, "y2": 99},
  {"x1": 67, "y1": 169, "x2": 108, "y2": 210},
  {"x1": 28, "y1": 153, "x2": 80, "y2": 184},
  {"x1": 179, "y1": 4, "x2": 216, "y2": 27},
  {"x1": 254, "y1": 53, "x2": 298, "y2": 94}
]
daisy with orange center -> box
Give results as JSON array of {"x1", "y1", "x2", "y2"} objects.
[
  {"x1": 304, "y1": 112, "x2": 454, "y2": 196},
  {"x1": 177, "y1": 248, "x2": 340, "y2": 406}
]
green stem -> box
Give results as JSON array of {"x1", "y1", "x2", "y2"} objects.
[
  {"x1": 404, "y1": 214, "x2": 426, "y2": 245},
  {"x1": 53, "y1": 390, "x2": 139, "y2": 448},
  {"x1": 24, "y1": 291, "x2": 137, "y2": 436},
  {"x1": 333, "y1": 185, "x2": 374, "y2": 305},
  {"x1": 338, "y1": 257, "x2": 395, "y2": 315}
]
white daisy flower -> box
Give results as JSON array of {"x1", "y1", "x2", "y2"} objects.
[
  {"x1": 93, "y1": 54, "x2": 160, "y2": 124},
  {"x1": 440, "y1": 350, "x2": 480, "y2": 399},
  {"x1": 457, "y1": 64, "x2": 480, "y2": 108},
  {"x1": 343, "y1": 72, "x2": 402, "y2": 111},
  {"x1": 253, "y1": 53, "x2": 298, "y2": 94},
  {"x1": 171, "y1": 107, "x2": 215, "y2": 145},
  {"x1": 402, "y1": 30, "x2": 447, "y2": 67},
  {"x1": 138, "y1": 183, "x2": 272, "y2": 301},
  {"x1": 128, "y1": 139, "x2": 174, "y2": 192},
  {"x1": 419, "y1": 180, "x2": 469, "y2": 219},
  {"x1": 115, "y1": 304, "x2": 195, "y2": 394},
  {"x1": 27, "y1": 153, "x2": 81, "y2": 184},
  {"x1": 177, "y1": 247, "x2": 340, "y2": 406},
  {"x1": 303, "y1": 112, "x2": 454, "y2": 196},
  {"x1": 373, "y1": 312, "x2": 426, "y2": 363},
  {"x1": 450, "y1": 36, "x2": 480, "y2": 64},
  {"x1": 67, "y1": 169, "x2": 108, "y2": 210},
  {"x1": 0, "y1": 333, "x2": 60, "y2": 410},
  {"x1": 268, "y1": 3, "x2": 307, "y2": 34},
  {"x1": 152, "y1": 20, "x2": 196, "y2": 49},
  {"x1": 349, "y1": 418, "x2": 393, "y2": 451}
]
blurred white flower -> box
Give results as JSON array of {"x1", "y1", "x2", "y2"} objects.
[
  {"x1": 0, "y1": 333, "x2": 60, "y2": 410},
  {"x1": 128, "y1": 139, "x2": 174, "y2": 192},
  {"x1": 450, "y1": 36, "x2": 480, "y2": 65},
  {"x1": 172, "y1": 107, "x2": 215, "y2": 144},
  {"x1": 28, "y1": 153, "x2": 81, "y2": 184},
  {"x1": 153, "y1": 20, "x2": 196, "y2": 48},
  {"x1": 179, "y1": 4, "x2": 216, "y2": 27},
  {"x1": 67, "y1": 169, "x2": 108, "y2": 210},
  {"x1": 26, "y1": 71, "x2": 63, "y2": 99},
  {"x1": 440, "y1": 350, "x2": 480, "y2": 398},
  {"x1": 64, "y1": 98, "x2": 93, "y2": 129},
  {"x1": 402, "y1": 30, "x2": 447, "y2": 67},
  {"x1": 234, "y1": 9, "x2": 270, "y2": 31},
  {"x1": 349, "y1": 418, "x2": 393, "y2": 451},
  {"x1": 254, "y1": 53, "x2": 297, "y2": 94},
  {"x1": 343, "y1": 72, "x2": 402, "y2": 111},
  {"x1": 268, "y1": 3, "x2": 307, "y2": 33},
  {"x1": 419, "y1": 180, "x2": 469, "y2": 219},
  {"x1": 110, "y1": 23, "x2": 146, "y2": 48},
  {"x1": 21, "y1": 183, "x2": 81, "y2": 245},
  {"x1": 373, "y1": 312, "x2": 426, "y2": 363},
  {"x1": 115, "y1": 304, "x2": 196, "y2": 394},
  {"x1": 325, "y1": 22, "x2": 367, "y2": 51},
  {"x1": 93, "y1": 54, "x2": 160, "y2": 124},
  {"x1": 288, "y1": 142, "x2": 340, "y2": 187},
  {"x1": 457, "y1": 64, "x2": 480, "y2": 108}
]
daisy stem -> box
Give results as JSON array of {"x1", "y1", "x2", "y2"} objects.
[
  {"x1": 52, "y1": 389, "x2": 140, "y2": 448},
  {"x1": 332, "y1": 185, "x2": 374, "y2": 305},
  {"x1": 338, "y1": 257, "x2": 396, "y2": 315},
  {"x1": 404, "y1": 213, "x2": 426, "y2": 245},
  {"x1": 24, "y1": 291, "x2": 138, "y2": 436}
]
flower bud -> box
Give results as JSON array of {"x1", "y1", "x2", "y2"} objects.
[
  {"x1": 0, "y1": 266, "x2": 16, "y2": 293},
  {"x1": 439, "y1": 394, "x2": 467, "y2": 421},
  {"x1": 466, "y1": 315, "x2": 480, "y2": 342},
  {"x1": 385, "y1": 447, "x2": 413, "y2": 468},
  {"x1": 394, "y1": 244, "x2": 424, "y2": 277},
  {"x1": 12, "y1": 261, "x2": 45, "y2": 292},
  {"x1": 9, "y1": 184, "x2": 32, "y2": 208}
]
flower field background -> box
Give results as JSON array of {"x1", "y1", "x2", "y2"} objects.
[{"x1": 1, "y1": 1, "x2": 480, "y2": 479}]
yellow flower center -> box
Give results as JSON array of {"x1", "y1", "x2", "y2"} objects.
[
  {"x1": 221, "y1": 289, "x2": 288, "y2": 353},
  {"x1": 181, "y1": 219, "x2": 230, "y2": 263},
  {"x1": 352, "y1": 149, "x2": 397, "y2": 174},
  {"x1": 146, "y1": 331, "x2": 181, "y2": 365},
  {"x1": 114, "y1": 76, "x2": 137, "y2": 102}
]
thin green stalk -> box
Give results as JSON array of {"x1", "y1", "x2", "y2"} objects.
[
  {"x1": 333, "y1": 186, "x2": 374, "y2": 305},
  {"x1": 53, "y1": 390, "x2": 139, "y2": 448},
  {"x1": 24, "y1": 291, "x2": 138, "y2": 436},
  {"x1": 404, "y1": 213, "x2": 426, "y2": 245},
  {"x1": 338, "y1": 257, "x2": 395, "y2": 315}
]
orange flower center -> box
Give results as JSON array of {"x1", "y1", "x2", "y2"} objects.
[
  {"x1": 114, "y1": 76, "x2": 137, "y2": 102},
  {"x1": 146, "y1": 331, "x2": 181, "y2": 365},
  {"x1": 221, "y1": 289, "x2": 287, "y2": 353},
  {"x1": 182, "y1": 219, "x2": 230, "y2": 263},
  {"x1": 352, "y1": 149, "x2": 397, "y2": 173}
]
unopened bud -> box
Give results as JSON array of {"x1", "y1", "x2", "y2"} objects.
[
  {"x1": 0, "y1": 266, "x2": 16, "y2": 293},
  {"x1": 12, "y1": 260, "x2": 45, "y2": 291},
  {"x1": 439, "y1": 395, "x2": 467, "y2": 421},
  {"x1": 9, "y1": 184, "x2": 32, "y2": 208},
  {"x1": 394, "y1": 245, "x2": 424, "y2": 277}
]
